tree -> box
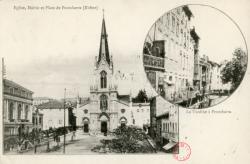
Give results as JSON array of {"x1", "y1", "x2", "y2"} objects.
[
  {"x1": 93, "y1": 126, "x2": 155, "y2": 153},
  {"x1": 133, "y1": 89, "x2": 148, "y2": 103},
  {"x1": 221, "y1": 48, "x2": 247, "y2": 92}
]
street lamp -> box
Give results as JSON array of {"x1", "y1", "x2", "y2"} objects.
[{"x1": 63, "y1": 88, "x2": 66, "y2": 154}]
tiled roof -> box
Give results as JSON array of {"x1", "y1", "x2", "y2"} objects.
[
  {"x1": 117, "y1": 94, "x2": 130, "y2": 103},
  {"x1": 4, "y1": 79, "x2": 33, "y2": 93},
  {"x1": 79, "y1": 99, "x2": 91, "y2": 107},
  {"x1": 33, "y1": 97, "x2": 53, "y2": 100},
  {"x1": 37, "y1": 100, "x2": 76, "y2": 109}
]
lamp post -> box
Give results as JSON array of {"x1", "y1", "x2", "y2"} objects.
[{"x1": 63, "y1": 88, "x2": 66, "y2": 154}]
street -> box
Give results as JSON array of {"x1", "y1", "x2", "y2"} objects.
[
  {"x1": 209, "y1": 95, "x2": 228, "y2": 106},
  {"x1": 5, "y1": 130, "x2": 112, "y2": 155}
]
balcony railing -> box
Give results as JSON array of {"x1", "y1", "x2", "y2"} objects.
[
  {"x1": 15, "y1": 119, "x2": 30, "y2": 123},
  {"x1": 9, "y1": 119, "x2": 15, "y2": 122},
  {"x1": 143, "y1": 54, "x2": 165, "y2": 71},
  {"x1": 3, "y1": 91, "x2": 33, "y2": 100},
  {"x1": 7, "y1": 119, "x2": 30, "y2": 123}
]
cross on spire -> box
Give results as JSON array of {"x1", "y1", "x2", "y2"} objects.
[{"x1": 102, "y1": 9, "x2": 105, "y2": 19}]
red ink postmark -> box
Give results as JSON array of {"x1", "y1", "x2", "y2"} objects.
[{"x1": 173, "y1": 142, "x2": 191, "y2": 161}]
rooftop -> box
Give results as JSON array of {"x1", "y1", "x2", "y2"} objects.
[
  {"x1": 182, "y1": 5, "x2": 193, "y2": 20},
  {"x1": 37, "y1": 100, "x2": 76, "y2": 109},
  {"x1": 33, "y1": 97, "x2": 53, "y2": 100},
  {"x1": 3, "y1": 79, "x2": 33, "y2": 93}
]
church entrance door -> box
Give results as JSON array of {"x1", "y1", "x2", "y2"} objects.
[
  {"x1": 101, "y1": 121, "x2": 107, "y2": 133},
  {"x1": 83, "y1": 123, "x2": 89, "y2": 133}
]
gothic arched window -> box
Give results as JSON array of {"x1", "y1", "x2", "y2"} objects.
[
  {"x1": 100, "y1": 71, "x2": 107, "y2": 88},
  {"x1": 100, "y1": 94, "x2": 108, "y2": 111}
]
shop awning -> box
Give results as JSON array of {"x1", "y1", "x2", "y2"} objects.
[{"x1": 163, "y1": 141, "x2": 177, "y2": 150}]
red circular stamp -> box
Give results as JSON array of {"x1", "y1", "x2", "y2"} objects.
[{"x1": 173, "y1": 142, "x2": 191, "y2": 161}]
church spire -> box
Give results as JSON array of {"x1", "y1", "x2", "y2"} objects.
[{"x1": 98, "y1": 9, "x2": 110, "y2": 65}]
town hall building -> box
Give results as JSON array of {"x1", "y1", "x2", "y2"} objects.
[{"x1": 75, "y1": 15, "x2": 150, "y2": 134}]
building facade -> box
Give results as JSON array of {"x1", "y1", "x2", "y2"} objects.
[
  {"x1": 36, "y1": 100, "x2": 70, "y2": 130},
  {"x1": 3, "y1": 79, "x2": 34, "y2": 150},
  {"x1": 150, "y1": 96, "x2": 179, "y2": 151},
  {"x1": 196, "y1": 54, "x2": 211, "y2": 95},
  {"x1": 144, "y1": 6, "x2": 196, "y2": 103},
  {"x1": 131, "y1": 103, "x2": 150, "y2": 130},
  {"x1": 32, "y1": 106, "x2": 43, "y2": 131},
  {"x1": 75, "y1": 16, "x2": 150, "y2": 134},
  {"x1": 209, "y1": 61, "x2": 222, "y2": 92}
]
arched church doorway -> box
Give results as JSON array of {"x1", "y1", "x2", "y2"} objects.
[
  {"x1": 99, "y1": 112, "x2": 109, "y2": 134},
  {"x1": 101, "y1": 121, "x2": 107, "y2": 133},
  {"x1": 82, "y1": 117, "x2": 89, "y2": 133},
  {"x1": 83, "y1": 123, "x2": 89, "y2": 133},
  {"x1": 120, "y1": 117, "x2": 127, "y2": 128}
]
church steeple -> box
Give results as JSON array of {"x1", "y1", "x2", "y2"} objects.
[{"x1": 98, "y1": 10, "x2": 111, "y2": 65}]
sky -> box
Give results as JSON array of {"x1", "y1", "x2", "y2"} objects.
[
  {"x1": 0, "y1": 1, "x2": 247, "y2": 99},
  {"x1": 189, "y1": 5, "x2": 247, "y2": 63},
  {"x1": 0, "y1": 0, "x2": 157, "y2": 99}
]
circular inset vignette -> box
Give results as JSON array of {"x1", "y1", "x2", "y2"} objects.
[{"x1": 142, "y1": 4, "x2": 248, "y2": 109}]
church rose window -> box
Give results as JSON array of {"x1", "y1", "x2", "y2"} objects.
[
  {"x1": 84, "y1": 109, "x2": 88, "y2": 114},
  {"x1": 100, "y1": 94, "x2": 108, "y2": 110},
  {"x1": 121, "y1": 109, "x2": 125, "y2": 113},
  {"x1": 100, "y1": 71, "x2": 107, "y2": 88}
]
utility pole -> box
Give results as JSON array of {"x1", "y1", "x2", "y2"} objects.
[{"x1": 63, "y1": 88, "x2": 66, "y2": 154}]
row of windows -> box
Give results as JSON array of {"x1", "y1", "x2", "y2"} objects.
[
  {"x1": 8, "y1": 102, "x2": 29, "y2": 120},
  {"x1": 32, "y1": 116, "x2": 42, "y2": 125},
  {"x1": 4, "y1": 86, "x2": 32, "y2": 99},
  {"x1": 162, "y1": 122, "x2": 178, "y2": 133},
  {"x1": 137, "y1": 108, "x2": 150, "y2": 112},
  {"x1": 180, "y1": 51, "x2": 191, "y2": 71},
  {"x1": 157, "y1": 12, "x2": 191, "y2": 50}
]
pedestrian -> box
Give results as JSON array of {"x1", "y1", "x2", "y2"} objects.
[
  {"x1": 56, "y1": 135, "x2": 60, "y2": 146},
  {"x1": 71, "y1": 131, "x2": 76, "y2": 141}
]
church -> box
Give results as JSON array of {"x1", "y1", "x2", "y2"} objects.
[{"x1": 75, "y1": 15, "x2": 150, "y2": 134}]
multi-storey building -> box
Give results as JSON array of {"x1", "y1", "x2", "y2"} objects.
[
  {"x1": 209, "y1": 60, "x2": 232, "y2": 94},
  {"x1": 3, "y1": 79, "x2": 33, "y2": 151},
  {"x1": 143, "y1": 6, "x2": 196, "y2": 103},
  {"x1": 196, "y1": 54, "x2": 211, "y2": 95},
  {"x1": 150, "y1": 96, "x2": 179, "y2": 152},
  {"x1": 209, "y1": 61, "x2": 222, "y2": 92},
  {"x1": 32, "y1": 106, "x2": 43, "y2": 131},
  {"x1": 130, "y1": 102, "x2": 150, "y2": 131}
]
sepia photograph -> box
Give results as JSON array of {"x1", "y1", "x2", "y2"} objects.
[
  {"x1": 143, "y1": 4, "x2": 248, "y2": 109},
  {"x1": 1, "y1": 3, "x2": 179, "y2": 154},
  {"x1": 0, "y1": 0, "x2": 250, "y2": 164}
]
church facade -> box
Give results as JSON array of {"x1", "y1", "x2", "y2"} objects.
[{"x1": 75, "y1": 16, "x2": 150, "y2": 134}]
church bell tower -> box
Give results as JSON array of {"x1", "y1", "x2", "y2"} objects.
[{"x1": 90, "y1": 11, "x2": 117, "y2": 110}]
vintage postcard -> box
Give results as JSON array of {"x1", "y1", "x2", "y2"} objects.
[{"x1": 0, "y1": 0, "x2": 249, "y2": 164}]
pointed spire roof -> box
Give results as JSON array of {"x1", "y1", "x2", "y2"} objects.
[{"x1": 98, "y1": 11, "x2": 111, "y2": 65}]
